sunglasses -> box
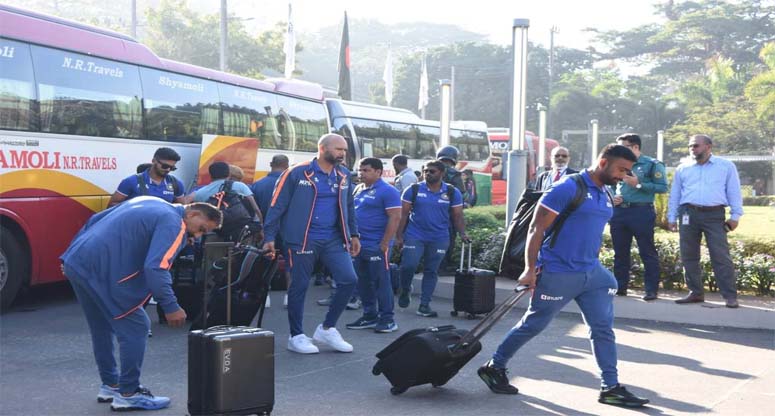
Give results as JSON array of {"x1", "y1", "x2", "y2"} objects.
[{"x1": 155, "y1": 160, "x2": 177, "y2": 171}]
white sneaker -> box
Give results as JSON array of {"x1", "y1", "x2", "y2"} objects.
[
  {"x1": 283, "y1": 294, "x2": 288, "y2": 309},
  {"x1": 287, "y1": 334, "x2": 319, "y2": 354},
  {"x1": 313, "y1": 324, "x2": 353, "y2": 353},
  {"x1": 265, "y1": 295, "x2": 271, "y2": 308}
]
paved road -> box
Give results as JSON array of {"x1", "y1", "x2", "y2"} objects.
[{"x1": 1, "y1": 282, "x2": 773, "y2": 415}]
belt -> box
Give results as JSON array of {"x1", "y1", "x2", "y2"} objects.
[
  {"x1": 617, "y1": 202, "x2": 653, "y2": 208},
  {"x1": 684, "y1": 204, "x2": 725, "y2": 212}
]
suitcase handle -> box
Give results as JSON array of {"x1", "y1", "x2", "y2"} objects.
[
  {"x1": 452, "y1": 285, "x2": 530, "y2": 352},
  {"x1": 459, "y1": 241, "x2": 473, "y2": 272}
]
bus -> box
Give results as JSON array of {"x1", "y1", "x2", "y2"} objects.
[
  {"x1": 0, "y1": 4, "x2": 332, "y2": 309},
  {"x1": 325, "y1": 99, "x2": 491, "y2": 178},
  {"x1": 483, "y1": 128, "x2": 560, "y2": 204},
  {"x1": 0, "y1": 5, "x2": 493, "y2": 308}
]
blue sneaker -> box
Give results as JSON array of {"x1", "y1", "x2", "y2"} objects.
[
  {"x1": 110, "y1": 387, "x2": 170, "y2": 411},
  {"x1": 97, "y1": 384, "x2": 120, "y2": 403},
  {"x1": 374, "y1": 321, "x2": 398, "y2": 333},
  {"x1": 346, "y1": 315, "x2": 378, "y2": 330}
]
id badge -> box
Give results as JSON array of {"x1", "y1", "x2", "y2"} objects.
[{"x1": 681, "y1": 214, "x2": 690, "y2": 225}]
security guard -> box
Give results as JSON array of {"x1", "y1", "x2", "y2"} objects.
[{"x1": 611, "y1": 133, "x2": 668, "y2": 300}]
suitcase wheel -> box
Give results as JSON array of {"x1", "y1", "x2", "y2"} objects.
[
  {"x1": 390, "y1": 386, "x2": 408, "y2": 395},
  {"x1": 450, "y1": 310, "x2": 458, "y2": 317},
  {"x1": 466, "y1": 313, "x2": 477, "y2": 320},
  {"x1": 371, "y1": 364, "x2": 382, "y2": 376}
]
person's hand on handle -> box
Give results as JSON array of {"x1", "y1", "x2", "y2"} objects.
[
  {"x1": 165, "y1": 308, "x2": 187, "y2": 328},
  {"x1": 262, "y1": 241, "x2": 276, "y2": 259}
]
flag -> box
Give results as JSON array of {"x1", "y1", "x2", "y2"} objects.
[
  {"x1": 283, "y1": 3, "x2": 295, "y2": 79},
  {"x1": 418, "y1": 53, "x2": 429, "y2": 111},
  {"x1": 383, "y1": 47, "x2": 393, "y2": 106},
  {"x1": 337, "y1": 11, "x2": 352, "y2": 100}
]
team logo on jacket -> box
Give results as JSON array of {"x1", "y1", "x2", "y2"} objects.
[
  {"x1": 368, "y1": 189, "x2": 376, "y2": 196},
  {"x1": 298, "y1": 180, "x2": 312, "y2": 187},
  {"x1": 440, "y1": 192, "x2": 450, "y2": 200},
  {"x1": 165, "y1": 181, "x2": 174, "y2": 191}
]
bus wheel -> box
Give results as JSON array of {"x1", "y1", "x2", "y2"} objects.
[{"x1": 0, "y1": 228, "x2": 28, "y2": 311}]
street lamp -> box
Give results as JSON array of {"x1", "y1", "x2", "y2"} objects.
[
  {"x1": 591, "y1": 119, "x2": 599, "y2": 163},
  {"x1": 538, "y1": 103, "x2": 547, "y2": 172},
  {"x1": 657, "y1": 130, "x2": 664, "y2": 161},
  {"x1": 505, "y1": 18, "x2": 530, "y2": 226},
  {"x1": 439, "y1": 79, "x2": 452, "y2": 148}
]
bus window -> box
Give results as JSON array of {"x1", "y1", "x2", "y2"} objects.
[
  {"x1": 276, "y1": 95, "x2": 327, "y2": 152},
  {"x1": 415, "y1": 125, "x2": 439, "y2": 159},
  {"x1": 0, "y1": 39, "x2": 38, "y2": 131},
  {"x1": 31, "y1": 45, "x2": 142, "y2": 138},
  {"x1": 139, "y1": 67, "x2": 219, "y2": 143},
  {"x1": 218, "y1": 84, "x2": 277, "y2": 146}
]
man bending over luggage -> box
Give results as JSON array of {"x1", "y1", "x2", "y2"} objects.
[
  {"x1": 60, "y1": 198, "x2": 222, "y2": 411},
  {"x1": 478, "y1": 144, "x2": 650, "y2": 408},
  {"x1": 263, "y1": 133, "x2": 360, "y2": 354}
]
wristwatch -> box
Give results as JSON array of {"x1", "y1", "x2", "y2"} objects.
[{"x1": 635, "y1": 183, "x2": 642, "y2": 189}]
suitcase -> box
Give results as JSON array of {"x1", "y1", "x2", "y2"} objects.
[
  {"x1": 372, "y1": 285, "x2": 530, "y2": 395},
  {"x1": 452, "y1": 243, "x2": 496, "y2": 318},
  {"x1": 188, "y1": 241, "x2": 275, "y2": 416}
]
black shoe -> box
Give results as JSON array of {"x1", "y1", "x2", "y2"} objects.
[
  {"x1": 616, "y1": 288, "x2": 627, "y2": 296},
  {"x1": 478, "y1": 360, "x2": 519, "y2": 394},
  {"x1": 642, "y1": 293, "x2": 657, "y2": 301},
  {"x1": 598, "y1": 384, "x2": 649, "y2": 408}
]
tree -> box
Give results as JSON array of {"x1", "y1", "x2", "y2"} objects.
[{"x1": 143, "y1": 0, "x2": 294, "y2": 77}]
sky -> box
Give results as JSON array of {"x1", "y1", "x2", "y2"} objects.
[{"x1": 227, "y1": 0, "x2": 664, "y2": 50}]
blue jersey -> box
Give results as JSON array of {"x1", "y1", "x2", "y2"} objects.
[
  {"x1": 354, "y1": 179, "x2": 401, "y2": 248},
  {"x1": 251, "y1": 170, "x2": 282, "y2": 218},
  {"x1": 538, "y1": 171, "x2": 613, "y2": 273},
  {"x1": 401, "y1": 182, "x2": 463, "y2": 242},
  {"x1": 308, "y1": 159, "x2": 341, "y2": 241},
  {"x1": 116, "y1": 170, "x2": 184, "y2": 202}
]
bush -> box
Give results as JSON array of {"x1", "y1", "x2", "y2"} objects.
[{"x1": 742, "y1": 196, "x2": 775, "y2": 206}]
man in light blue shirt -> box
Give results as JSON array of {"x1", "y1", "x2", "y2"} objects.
[
  {"x1": 392, "y1": 154, "x2": 417, "y2": 193},
  {"x1": 667, "y1": 134, "x2": 743, "y2": 308}
]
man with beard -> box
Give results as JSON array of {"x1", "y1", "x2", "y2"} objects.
[
  {"x1": 478, "y1": 144, "x2": 650, "y2": 408},
  {"x1": 60, "y1": 198, "x2": 222, "y2": 411},
  {"x1": 395, "y1": 159, "x2": 469, "y2": 318},
  {"x1": 533, "y1": 146, "x2": 577, "y2": 191},
  {"x1": 108, "y1": 147, "x2": 186, "y2": 207},
  {"x1": 263, "y1": 134, "x2": 360, "y2": 354},
  {"x1": 667, "y1": 134, "x2": 743, "y2": 308}
]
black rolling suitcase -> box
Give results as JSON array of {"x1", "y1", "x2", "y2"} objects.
[
  {"x1": 452, "y1": 243, "x2": 496, "y2": 318},
  {"x1": 188, "y1": 242, "x2": 275, "y2": 416},
  {"x1": 373, "y1": 285, "x2": 531, "y2": 395}
]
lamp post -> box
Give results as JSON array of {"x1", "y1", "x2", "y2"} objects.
[
  {"x1": 439, "y1": 79, "x2": 452, "y2": 148},
  {"x1": 220, "y1": 0, "x2": 228, "y2": 71},
  {"x1": 505, "y1": 18, "x2": 530, "y2": 226},
  {"x1": 538, "y1": 103, "x2": 547, "y2": 172},
  {"x1": 657, "y1": 130, "x2": 664, "y2": 161},
  {"x1": 590, "y1": 119, "x2": 599, "y2": 163}
]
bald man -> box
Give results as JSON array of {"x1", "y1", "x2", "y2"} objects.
[
  {"x1": 534, "y1": 147, "x2": 577, "y2": 191},
  {"x1": 263, "y1": 134, "x2": 360, "y2": 354}
]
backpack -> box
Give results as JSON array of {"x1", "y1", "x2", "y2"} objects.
[
  {"x1": 136, "y1": 173, "x2": 181, "y2": 199},
  {"x1": 408, "y1": 182, "x2": 456, "y2": 212},
  {"x1": 207, "y1": 180, "x2": 255, "y2": 241},
  {"x1": 499, "y1": 174, "x2": 607, "y2": 277}
]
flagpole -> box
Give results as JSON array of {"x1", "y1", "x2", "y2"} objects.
[
  {"x1": 283, "y1": 2, "x2": 295, "y2": 79},
  {"x1": 337, "y1": 11, "x2": 352, "y2": 100},
  {"x1": 418, "y1": 52, "x2": 429, "y2": 119}
]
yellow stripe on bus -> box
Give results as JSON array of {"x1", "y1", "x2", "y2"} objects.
[{"x1": 198, "y1": 135, "x2": 255, "y2": 170}]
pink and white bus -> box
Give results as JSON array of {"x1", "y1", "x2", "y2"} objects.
[{"x1": 0, "y1": 4, "x2": 330, "y2": 309}]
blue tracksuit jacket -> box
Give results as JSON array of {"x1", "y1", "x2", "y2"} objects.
[
  {"x1": 60, "y1": 197, "x2": 186, "y2": 319},
  {"x1": 263, "y1": 158, "x2": 358, "y2": 250}
]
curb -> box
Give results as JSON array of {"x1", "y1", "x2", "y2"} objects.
[{"x1": 418, "y1": 275, "x2": 775, "y2": 330}]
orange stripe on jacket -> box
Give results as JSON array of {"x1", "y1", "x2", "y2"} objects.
[
  {"x1": 270, "y1": 161, "x2": 311, "y2": 207},
  {"x1": 160, "y1": 220, "x2": 186, "y2": 270},
  {"x1": 114, "y1": 293, "x2": 152, "y2": 320},
  {"x1": 117, "y1": 271, "x2": 139, "y2": 283}
]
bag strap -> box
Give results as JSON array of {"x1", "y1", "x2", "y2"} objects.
[
  {"x1": 167, "y1": 175, "x2": 181, "y2": 196},
  {"x1": 136, "y1": 173, "x2": 148, "y2": 195},
  {"x1": 546, "y1": 174, "x2": 587, "y2": 248}
]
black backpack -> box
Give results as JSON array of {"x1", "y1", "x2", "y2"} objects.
[
  {"x1": 499, "y1": 174, "x2": 608, "y2": 277},
  {"x1": 207, "y1": 180, "x2": 254, "y2": 241},
  {"x1": 408, "y1": 182, "x2": 456, "y2": 212}
]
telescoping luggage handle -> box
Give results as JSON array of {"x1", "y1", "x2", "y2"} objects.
[
  {"x1": 459, "y1": 241, "x2": 473, "y2": 272},
  {"x1": 201, "y1": 241, "x2": 237, "y2": 329},
  {"x1": 452, "y1": 285, "x2": 531, "y2": 353}
]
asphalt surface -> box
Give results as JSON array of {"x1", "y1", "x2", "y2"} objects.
[{"x1": 1, "y1": 282, "x2": 773, "y2": 416}]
